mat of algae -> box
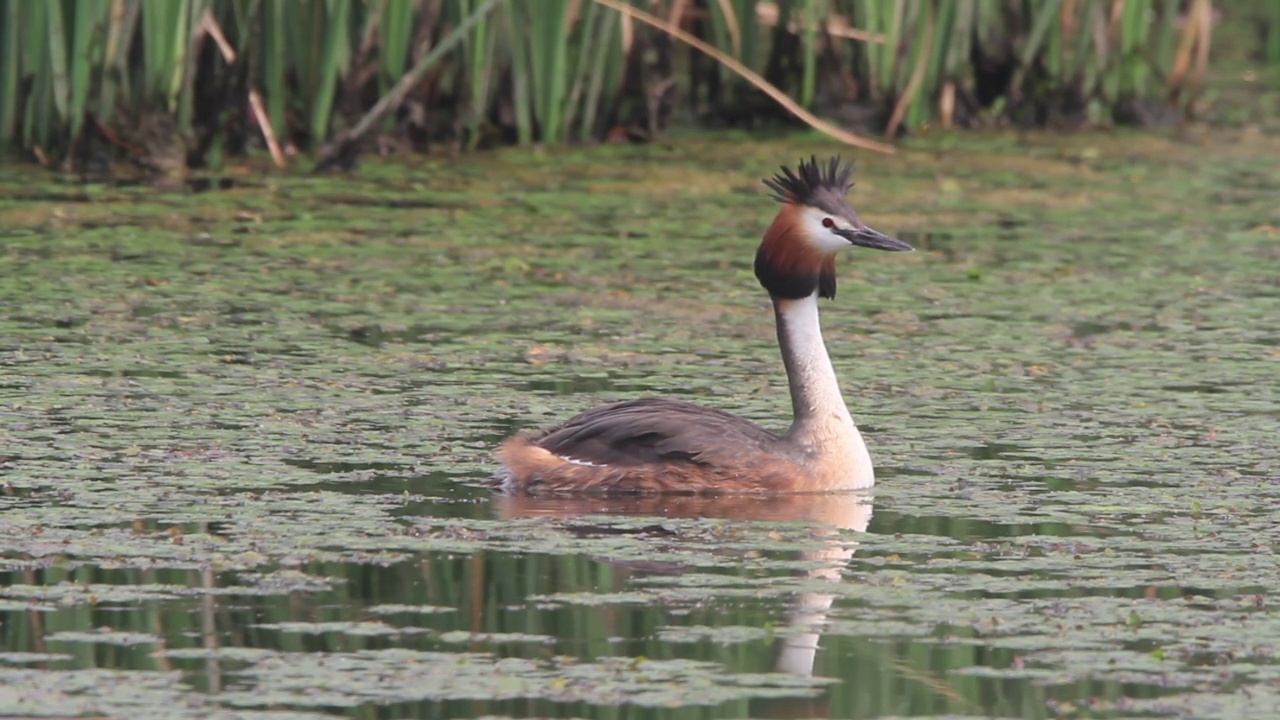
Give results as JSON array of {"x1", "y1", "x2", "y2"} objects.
[{"x1": 1, "y1": 129, "x2": 1279, "y2": 719}]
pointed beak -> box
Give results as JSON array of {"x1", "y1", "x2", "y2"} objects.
[{"x1": 837, "y1": 226, "x2": 914, "y2": 252}]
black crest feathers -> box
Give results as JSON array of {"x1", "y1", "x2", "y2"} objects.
[{"x1": 762, "y1": 156, "x2": 855, "y2": 207}]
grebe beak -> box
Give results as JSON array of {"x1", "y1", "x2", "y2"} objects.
[{"x1": 836, "y1": 225, "x2": 914, "y2": 252}]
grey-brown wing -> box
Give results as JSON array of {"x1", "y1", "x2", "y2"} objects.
[{"x1": 530, "y1": 398, "x2": 783, "y2": 467}]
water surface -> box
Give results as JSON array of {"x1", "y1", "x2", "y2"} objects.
[{"x1": 1, "y1": 132, "x2": 1279, "y2": 719}]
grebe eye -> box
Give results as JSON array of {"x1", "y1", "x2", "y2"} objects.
[{"x1": 821, "y1": 217, "x2": 835, "y2": 229}]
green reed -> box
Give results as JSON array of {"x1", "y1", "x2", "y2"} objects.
[{"x1": 0, "y1": 0, "x2": 1242, "y2": 166}]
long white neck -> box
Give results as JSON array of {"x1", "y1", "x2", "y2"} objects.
[{"x1": 772, "y1": 293, "x2": 874, "y2": 488}]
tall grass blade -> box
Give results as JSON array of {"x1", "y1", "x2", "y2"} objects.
[
  {"x1": 1268, "y1": 2, "x2": 1280, "y2": 66},
  {"x1": 799, "y1": 0, "x2": 819, "y2": 109},
  {"x1": 380, "y1": 0, "x2": 414, "y2": 86},
  {"x1": 21, "y1": 1, "x2": 51, "y2": 150},
  {"x1": 1010, "y1": 0, "x2": 1064, "y2": 97},
  {"x1": 580, "y1": 6, "x2": 618, "y2": 138},
  {"x1": 883, "y1": 0, "x2": 906, "y2": 95},
  {"x1": 887, "y1": 0, "x2": 933, "y2": 135},
  {"x1": 1067, "y1": 0, "x2": 1098, "y2": 88},
  {"x1": 712, "y1": 0, "x2": 741, "y2": 57},
  {"x1": 68, "y1": 0, "x2": 109, "y2": 141},
  {"x1": 1152, "y1": 0, "x2": 1180, "y2": 74},
  {"x1": 311, "y1": 0, "x2": 351, "y2": 142},
  {"x1": 1046, "y1": 0, "x2": 1064, "y2": 82},
  {"x1": 99, "y1": 0, "x2": 139, "y2": 120},
  {"x1": 704, "y1": 0, "x2": 746, "y2": 96},
  {"x1": 505, "y1": 6, "x2": 534, "y2": 144},
  {"x1": 925, "y1": 0, "x2": 958, "y2": 104},
  {"x1": 261, "y1": 0, "x2": 287, "y2": 139},
  {"x1": 1119, "y1": 0, "x2": 1149, "y2": 97},
  {"x1": 856, "y1": 0, "x2": 903, "y2": 100},
  {"x1": 45, "y1": 0, "x2": 70, "y2": 121},
  {"x1": 524, "y1": 0, "x2": 575, "y2": 142},
  {"x1": 0, "y1": 0, "x2": 21, "y2": 142},
  {"x1": 176, "y1": 0, "x2": 207, "y2": 135},
  {"x1": 140, "y1": 0, "x2": 175, "y2": 107},
  {"x1": 457, "y1": 0, "x2": 497, "y2": 144},
  {"x1": 563, "y1": 0, "x2": 602, "y2": 136},
  {"x1": 736, "y1": 0, "x2": 757, "y2": 73}
]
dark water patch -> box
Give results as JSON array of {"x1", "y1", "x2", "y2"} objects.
[
  {"x1": 1161, "y1": 381, "x2": 1252, "y2": 395},
  {"x1": 282, "y1": 459, "x2": 411, "y2": 475},
  {"x1": 915, "y1": 309, "x2": 1027, "y2": 322},
  {"x1": 343, "y1": 323, "x2": 440, "y2": 347},
  {"x1": 187, "y1": 177, "x2": 240, "y2": 193},
  {"x1": 1071, "y1": 320, "x2": 1122, "y2": 338},
  {"x1": 524, "y1": 375, "x2": 618, "y2": 394},
  {"x1": 319, "y1": 194, "x2": 467, "y2": 210},
  {"x1": 877, "y1": 464, "x2": 942, "y2": 479},
  {"x1": 894, "y1": 230, "x2": 958, "y2": 253},
  {"x1": 187, "y1": 231, "x2": 244, "y2": 247},
  {"x1": 128, "y1": 303, "x2": 166, "y2": 318},
  {"x1": 958, "y1": 583, "x2": 1274, "y2": 601},
  {"x1": 963, "y1": 441, "x2": 1045, "y2": 461},
  {"x1": 80, "y1": 367, "x2": 188, "y2": 379},
  {"x1": 7, "y1": 191, "x2": 95, "y2": 203},
  {"x1": 868, "y1": 510, "x2": 1081, "y2": 541}
]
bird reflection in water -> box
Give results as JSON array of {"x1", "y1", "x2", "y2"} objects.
[{"x1": 495, "y1": 488, "x2": 872, "y2": 715}]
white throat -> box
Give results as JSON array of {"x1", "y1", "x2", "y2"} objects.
[{"x1": 773, "y1": 292, "x2": 874, "y2": 488}]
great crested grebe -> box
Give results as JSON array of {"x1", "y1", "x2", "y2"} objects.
[{"x1": 494, "y1": 156, "x2": 912, "y2": 494}]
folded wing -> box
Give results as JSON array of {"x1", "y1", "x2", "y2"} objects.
[{"x1": 530, "y1": 398, "x2": 782, "y2": 468}]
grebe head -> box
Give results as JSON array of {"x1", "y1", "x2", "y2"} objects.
[{"x1": 756, "y1": 156, "x2": 912, "y2": 299}]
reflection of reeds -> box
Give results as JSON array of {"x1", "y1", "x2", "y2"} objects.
[
  {"x1": 0, "y1": 0, "x2": 1232, "y2": 165},
  {"x1": 887, "y1": 657, "x2": 981, "y2": 714}
]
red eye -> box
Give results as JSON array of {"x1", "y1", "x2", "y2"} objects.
[{"x1": 821, "y1": 217, "x2": 835, "y2": 228}]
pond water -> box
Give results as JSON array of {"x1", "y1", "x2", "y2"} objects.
[{"x1": 1, "y1": 132, "x2": 1278, "y2": 719}]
